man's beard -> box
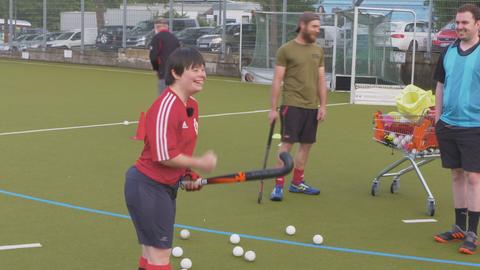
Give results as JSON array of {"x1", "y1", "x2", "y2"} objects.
[{"x1": 301, "y1": 31, "x2": 317, "y2": 43}]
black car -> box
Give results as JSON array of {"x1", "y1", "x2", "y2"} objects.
[
  {"x1": 175, "y1": 27, "x2": 214, "y2": 47},
  {"x1": 126, "y1": 19, "x2": 199, "y2": 48},
  {"x1": 224, "y1": 24, "x2": 256, "y2": 54},
  {"x1": 96, "y1": 25, "x2": 133, "y2": 51},
  {"x1": 196, "y1": 24, "x2": 256, "y2": 55}
]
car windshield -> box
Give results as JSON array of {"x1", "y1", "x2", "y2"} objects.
[
  {"x1": 376, "y1": 22, "x2": 401, "y2": 33},
  {"x1": 212, "y1": 26, "x2": 223, "y2": 34},
  {"x1": 33, "y1": 34, "x2": 45, "y2": 41},
  {"x1": 48, "y1": 32, "x2": 63, "y2": 40},
  {"x1": 201, "y1": 28, "x2": 214, "y2": 34},
  {"x1": 390, "y1": 23, "x2": 403, "y2": 32},
  {"x1": 25, "y1": 35, "x2": 38, "y2": 41},
  {"x1": 13, "y1": 35, "x2": 27, "y2": 41},
  {"x1": 176, "y1": 28, "x2": 194, "y2": 38},
  {"x1": 56, "y1": 32, "x2": 74, "y2": 40},
  {"x1": 130, "y1": 21, "x2": 152, "y2": 35},
  {"x1": 226, "y1": 25, "x2": 239, "y2": 35}
]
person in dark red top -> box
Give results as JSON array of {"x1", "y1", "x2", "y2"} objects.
[
  {"x1": 125, "y1": 47, "x2": 217, "y2": 270},
  {"x1": 149, "y1": 18, "x2": 180, "y2": 96}
]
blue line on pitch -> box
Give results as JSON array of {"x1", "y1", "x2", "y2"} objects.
[{"x1": 1, "y1": 188, "x2": 480, "y2": 268}]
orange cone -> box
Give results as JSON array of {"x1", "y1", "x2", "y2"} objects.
[{"x1": 130, "y1": 112, "x2": 146, "y2": 140}]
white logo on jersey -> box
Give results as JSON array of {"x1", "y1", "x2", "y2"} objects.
[
  {"x1": 182, "y1": 121, "x2": 188, "y2": 129},
  {"x1": 194, "y1": 119, "x2": 199, "y2": 135}
]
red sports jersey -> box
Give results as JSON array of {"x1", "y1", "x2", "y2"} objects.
[{"x1": 135, "y1": 88, "x2": 199, "y2": 185}]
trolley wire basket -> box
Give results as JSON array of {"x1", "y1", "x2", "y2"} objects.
[{"x1": 371, "y1": 109, "x2": 440, "y2": 216}]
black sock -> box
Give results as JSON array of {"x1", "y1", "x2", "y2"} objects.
[
  {"x1": 456, "y1": 208, "x2": 468, "y2": 231},
  {"x1": 468, "y1": 211, "x2": 480, "y2": 234}
]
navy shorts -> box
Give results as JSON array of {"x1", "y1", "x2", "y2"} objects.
[
  {"x1": 280, "y1": 105, "x2": 318, "y2": 144},
  {"x1": 435, "y1": 120, "x2": 480, "y2": 172},
  {"x1": 124, "y1": 166, "x2": 179, "y2": 249}
]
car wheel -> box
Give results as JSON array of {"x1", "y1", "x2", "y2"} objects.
[{"x1": 100, "y1": 34, "x2": 108, "y2": 44}]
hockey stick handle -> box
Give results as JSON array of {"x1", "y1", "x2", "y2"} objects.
[
  {"x1": 183, "y1": 152, "x2": 293, "y2": 186},
  {"x1": 264, "y1": 119, "x2": 276, "y2": 167}
]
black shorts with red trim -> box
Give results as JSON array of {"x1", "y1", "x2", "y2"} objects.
[
  {"x1": 435, "y1": 120, "x2": 480, "y2": 172},
  {"x1": 124, "y1": 166, "x2": 179, "y2": 249},
  {"x1": 279, "y1": 105, "x2": 318, "y2": 144}
]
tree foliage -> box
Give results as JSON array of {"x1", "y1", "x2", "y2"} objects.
[
  {"x1": 255, "y1": 0, "x2": 317, "y2": 12},
  {"x1": 426, "y1": 0, "x2": 480, "y2": 29}
]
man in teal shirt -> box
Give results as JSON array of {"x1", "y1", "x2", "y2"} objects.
[{"x1": 433, "y1": 4, "x2": 480, "y2": 255}]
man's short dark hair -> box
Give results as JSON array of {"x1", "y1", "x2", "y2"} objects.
[
  {"x1": 165, "y1": 47, "x2": 205, "y2": 86},
  {"x1": 457, "y1": 4, "x2": 480, "y2": 21}
]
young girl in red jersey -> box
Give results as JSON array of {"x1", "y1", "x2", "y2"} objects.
[{"x1": 125, "y1": 47, "x2": 217, "y2": 270}]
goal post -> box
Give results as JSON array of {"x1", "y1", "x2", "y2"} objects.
[{"x1": 349, "y1": 7, "x2": 418, "y2": 105}]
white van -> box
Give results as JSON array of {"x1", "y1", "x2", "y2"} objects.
[{"x1": 47, "y1": 28, "x2": 97, "y2": 49}]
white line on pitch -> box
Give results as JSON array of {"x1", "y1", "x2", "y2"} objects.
[
  {"x1": 0, "y1": 103, "x2": 349, "y2": 137},
  {"x1": 402, "y1": 219, "x2": 437, "y2": 224},
  {"x1": 0, "y1": 243, "x2": 42, "y2": 251},
  {"x1": 0, "y1": 122, "x2": 129, "y2": 136}
]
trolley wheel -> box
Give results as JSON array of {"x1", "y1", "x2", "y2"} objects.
[
  {"x1": 390, "y1": 178, "x2": 400, "y2": 194},
  {"x1": 371, "y1": 181, "x2": 380, "y2": 196},
  {"x1": 427, "y1": 199, "x2": 436, "y2": 216}
]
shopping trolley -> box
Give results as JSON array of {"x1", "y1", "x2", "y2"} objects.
[{"x1": 371, "y1": 109, "x2": 440, "y2": 216}]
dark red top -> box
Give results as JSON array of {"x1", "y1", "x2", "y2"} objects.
[{"x1": 136, "y1": 88, "x2": 199, "y2": 185}]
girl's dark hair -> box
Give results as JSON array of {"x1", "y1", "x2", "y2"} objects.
[
  {"x1": 458, "y1": 4, "x2": 480, "y2": 21},
  {"x1": 165, "y1": 47, "x2": 205, "y2": 86}
]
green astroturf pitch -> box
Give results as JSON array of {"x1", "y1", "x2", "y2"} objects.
[{"x1": 0, "y1": 59, "x2": 479, "y2": 269}]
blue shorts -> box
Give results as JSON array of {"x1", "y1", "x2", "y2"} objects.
[{"x1": 124, "y1": 166, "x2": 179, "y2": 249}]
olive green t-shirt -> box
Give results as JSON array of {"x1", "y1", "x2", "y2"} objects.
[{"x1": 276, "y1": 40, "x2": 324, "y2": 109}]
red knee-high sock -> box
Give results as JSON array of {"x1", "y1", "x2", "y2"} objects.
[
  {"x1": 138, "y1": 256, "x2": 148, "y2": 270},
  {"x1": 146, "y1": 263, "x2": 171, "y2": 270},
  {"x1": 275, "y1": 176, "x2": 285, "y2": 187},
  {"x1": 292, "y1": 168, "x2": 304, "y2": 185}
]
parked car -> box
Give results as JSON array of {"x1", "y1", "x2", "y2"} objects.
[
  {"x1": 29, "y1": 32, "x2": 63, "y2": 49},
  {"x1": 225, "y1": 24, "x2": 256, "y2": 54},
  {"x1": 196, "y1": 24, "x2": 256, "y2": 54},
  {"x1": 127, "y1": 18, "x2": 199, "y2": 48},
  {"x1": 8, "y1": 34, "x2": 38, "y2": 51},
  {"x1": 171, "y1": 18, "x2": 199, "y2": 33},
  {"x1": 432, "y1": 20, "x2": 457, "y2": 51},
  {"x1": 126, "y1": 20, "x2": 154, "y2": 48},
  {"x1": 196, "y1": 25, "x2": 223, "y2": 52},
  {"x1": 374, "y1": 21, "x2": 433, "y2": 51},
  {"x1": 323, "y1": 22, "x2": 370, "y2": 51},
  {"x1": 96, "y1": 25, "x2": 134, "y2": 51},
  {"x1": 175, "y1": 26, "x2": 214, "y2": 47},
  {"x1": 47, "y1": 29, "x2": 97, "y2": 49}
]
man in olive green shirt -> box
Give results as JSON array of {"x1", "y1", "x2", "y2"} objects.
[{"x1": 269, "y1": 12, "x2": 327, "y2": 201}]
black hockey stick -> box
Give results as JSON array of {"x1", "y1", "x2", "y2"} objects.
[{"x1": 257, "y1": 119, "x2": 276, "y2": 203}]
